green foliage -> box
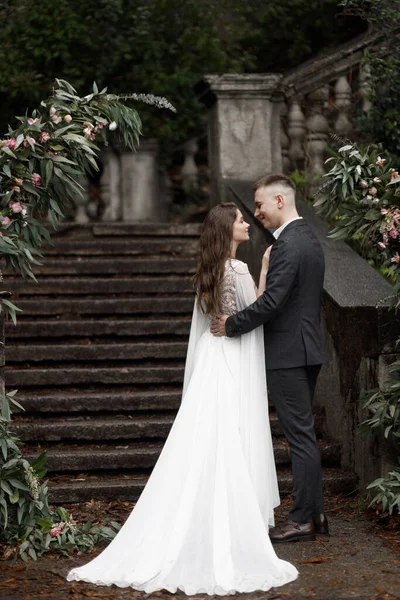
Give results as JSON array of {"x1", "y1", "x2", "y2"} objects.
[
  {"x1": 315, "y1": 137, "x2": 400, "y2": 306},
  {"x1": 367, "y1": 467, "x2": 400, "y2": 515},
  {"x1": 341, "y1": 0, "x2": 400, "y2": 159},
  {"x1": 0, "y1": 1, "x2": 366, "y2": 143},
  {"x1": 0, "y1": 390, "x2": 121, "y2": 561},
  {"x1": 361, "y1": 359, "x2": 400, "y2": 446}
]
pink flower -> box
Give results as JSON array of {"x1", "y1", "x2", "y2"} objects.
[
  {"x1": 383, "y1": 232, "x2": 389, "y2": 244},
  {"x1": 9, "y1": 201, "x2": 23, "y2": 213},
  {"x1": 27, "y1": 117, "x2": 40, "y2": 125},
  {"x1": 50, "y1": 106, "x2": 57, "y2": 116},
  {"x1": 40, "y1": 131, "x2": 50, "y2": 142},
  {"x1": 50, "y1": 526, "x2": 62, "y2": 537},
  {"x1": 376, "y1": 156, "x2": 386, "y2": 167},
  {"x1": 359, "y1": 180, "x2": 368, "y2": 189},
  {"x1": 381, "y1": 209, "x2": 389, "y2": 215},
  {"x1": 391, "y1": 171, "x2": 399, "y2": 180},
  {"x1": 32, "y1": 173, "x2": 41, "y2": 187},
  {"x1": 0, "y1": 232, "x2": 3, "y2": 237},
  {"x1": 51, "y1": 115, "x2": 62, "y2": 124},
  {"x1": 377, "y1": 242, "x2": 386, "y2": 250},
  {"x1": 369, "y1": 187, "x2": 377, "y2": 196},
  {"x1": 391, "y1": 253, "x2": 400, "y2": 264},
  {"x1": 23, "y1": 136, "x2": 35, "y2": 148},
  {"x1": 389, "y1": 228, "x2": 399, "y2": 239},
  {"x1": 64, "y1": 114, "x2": 72, "y2": 123},
  {"x1": 373, "y1": 177, "x2": 381, "y2": 183},
  {"x1": 83, "y1": 126, "x2": 95, "y2": 140},
  {"x1": 7, "y1": 138, "x2": 17, "y2": 150},
  {"x1": 14, "y1": 178, "x2": 23, "y2": 186},
  {"x1": 1, "y1": 216, "x2": 11, "y2": 226},
  {"x1": 11, "y1": 186, "x2": 20, "y2": 193}
]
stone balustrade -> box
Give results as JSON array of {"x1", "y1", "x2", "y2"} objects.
[{"x1": 72, "y1": 31, "x2": 378, "y2": 222}]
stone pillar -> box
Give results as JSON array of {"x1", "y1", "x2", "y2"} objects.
[
  {"x1": 101, "y1": 148, "x2": 122, "y2": 222},
  {"x1": 120, "y1": 140, "x2": 160, "y2": 222},
  {"x1": 196, "y1": 74, "x2": 284, "y2": 203}
]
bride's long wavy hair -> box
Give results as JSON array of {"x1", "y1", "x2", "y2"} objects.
[{"x1": 193, "y1": 202, "x2": 238, "y2": 316}]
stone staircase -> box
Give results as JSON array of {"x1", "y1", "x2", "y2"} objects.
[{"x1": 5, "y1": 223, "x2": 357, "y2": 503}]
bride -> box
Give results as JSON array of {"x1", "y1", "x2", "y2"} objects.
[{"x1": 67, "y1": 202, "x2": 298, "y2": 595}]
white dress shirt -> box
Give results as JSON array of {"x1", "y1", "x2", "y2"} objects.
[{"x1": 273, "y1": 217, "x2": 303, "y2": 239}]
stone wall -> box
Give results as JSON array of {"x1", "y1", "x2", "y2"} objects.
[{"x1": 227, "y1": 180, "x2": 400, "y2": 490}]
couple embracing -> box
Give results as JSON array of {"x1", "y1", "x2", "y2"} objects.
[{"x1": 67, "y1": 173, "x2": 328, "y2": 595}]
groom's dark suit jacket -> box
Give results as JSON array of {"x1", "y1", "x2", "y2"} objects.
[{"x1": 225, "y1": 219, "x2": 328, "y2": 370}]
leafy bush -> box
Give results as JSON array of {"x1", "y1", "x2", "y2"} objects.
[
  {"x1": 0, "y1": 390, "x2": 120, "y2": 561},
  {"x1": 367, "y1": 467, "x2": 400, "y2": 515},
  {"x1": 315, "y1": 137, "x2": 400, "y2": 514}
]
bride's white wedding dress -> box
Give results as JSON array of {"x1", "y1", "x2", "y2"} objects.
[{"x1": 67, "y1": 259, "x2": 298, "y2": 595}]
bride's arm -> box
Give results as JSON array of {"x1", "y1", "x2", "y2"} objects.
[{"x1": 257, "y1": 246, "x2": 272, "y2": 298}]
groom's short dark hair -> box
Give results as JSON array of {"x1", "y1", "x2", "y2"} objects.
[{"x1": 253, "y1": 173, "x2": 296, "y2": 193}]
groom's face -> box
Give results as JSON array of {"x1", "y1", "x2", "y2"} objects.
[{"x1": 254, "y1": 185, "x2": 282, "y2": 229}]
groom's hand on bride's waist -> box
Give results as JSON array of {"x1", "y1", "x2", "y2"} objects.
[{"x1": 210, "y1": 315, "x2": 228, "y2": 336}]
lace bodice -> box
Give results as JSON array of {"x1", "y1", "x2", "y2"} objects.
[{"x1": 220, "y1": 260, "x2": 237, "y2": 316}]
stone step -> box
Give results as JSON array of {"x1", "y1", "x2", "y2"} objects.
[
  {"x1": 7, "y1": 342, "x2": 188, "y2": 363},
  {"x1": 92, "y1": 223, "x2": 201, "y2": 237},
  {"x1": 12, "y1": 392, "x2": 323, "y2": 438},
  {"x1": 10, "y1": 257, "x2": 196, "y2": 276},
  {"x1": 23, "y1": 440, "x2": 340, "y2": 473},
  {"x1": 47, "y1": 467, "x2": 359, "y2": 503},
  {"x1": 13, "y1": 388, "x2": 184, "y2": 414},
  {"x1": 7, "y1": 277, "x2": 194, "y2": 296},
  {"x1": 6, "y1": 365, "x2": 185, "y2": 387},
  {"x1": 14, "y1": 411, "x2": 324, "y2": 443},
  {"x1": 9, "y1": 297, "x2": 194, "y2": 317},
  {"x1": 40, "y1": 238, "x2": 198, "y2": 256},
  {"x1": 5, "y1": 319, "x2": 191, "y2": 339}
]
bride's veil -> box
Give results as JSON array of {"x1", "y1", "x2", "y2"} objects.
[{"x1": 182, "y1": 299, "x2": 210, "y2": 397}]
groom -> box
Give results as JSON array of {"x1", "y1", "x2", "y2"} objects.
[{"x1": 211, "y1": 173, "x2": 329, "y2": 543}]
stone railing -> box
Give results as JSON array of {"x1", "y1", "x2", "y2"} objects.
[
  {"x1": 72, "y1": 136, "x2": 209, "y2": 223},
  {"x1": 196, "y1": 30, "x2": 379, "y2": 203},
  {"x1": 73, "y1": 31, "x2": 378, "y2": 222}
]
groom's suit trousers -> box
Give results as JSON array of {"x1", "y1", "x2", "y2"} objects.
[{"x1": 267, "y1": 364, "x2": 324, "y2": 524}]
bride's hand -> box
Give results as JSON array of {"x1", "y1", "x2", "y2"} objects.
[{"x1": 261, "y1": 246, "x2": 272, "y2": 273}]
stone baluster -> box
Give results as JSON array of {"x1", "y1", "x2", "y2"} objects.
[
  {"x1": 181, "y1": 138, "x2": 199, "y2": 187},
  {"x1": 306, "y1": 86, "x2": 330, "y2": 194},
  {"x1": 101, "y1": 148, "x2": 122, "y2": 221},
  {"x1": 280, "y1": 103, "x2": 290, "y2": 174},
  {"x1": 359, "y1": 62, "x2": 372, "y2": 114},
  {"x1": 287, "y1": 100, "x2": 306, "y2": 171},
  {"x1": 74, "y1": 176, "x2": 90, "y2": 223},
  {"x1": 334, "y1": 75, "x2": 352, "y2": 136}
]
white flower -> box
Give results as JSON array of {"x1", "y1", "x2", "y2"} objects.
[
  {"x1": 109, "y1": 121, "x2": 117, "y2": 131},
  {"x1": 24, "y1": 465, "x2": 40, "y2": 500}
]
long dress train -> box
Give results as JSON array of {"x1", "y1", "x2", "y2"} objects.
[{"x1": 66, "y1": 259, "x2": 298, "y2": 595}]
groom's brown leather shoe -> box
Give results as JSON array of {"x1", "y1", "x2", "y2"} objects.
[
  {"x1": 269, "y1": 519, "x2": 316, "y2": 543},
  {"x1": 313, "y1": 513, "x2": 329, "y2": 535}
]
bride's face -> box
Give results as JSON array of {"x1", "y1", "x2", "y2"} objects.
[{"x1": 232, "y1": 210, "x2": 250, "y2": 244}]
